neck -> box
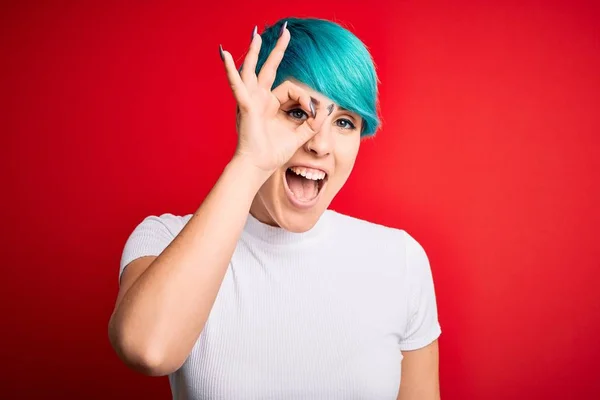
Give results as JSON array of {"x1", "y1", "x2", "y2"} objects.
[{"x1": 249, "y1": 195, "x2": 279, "y2": 227}]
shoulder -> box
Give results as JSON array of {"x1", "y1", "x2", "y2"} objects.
[
  {"x1": 122, "y1": 212, "x2": 194, "y2": 256},
  {"x1": 324, "y1": 210, "x2": 431, "y2": 283},
  {"x1": 119, "y1": 213, "x2": 193, "y2": 275},
  {"x1": 129, "y1": 213, "x2": 193, "y2": 236},
  {"x1": 325, "y1": 209, "x2": 423, "y2": 252}
]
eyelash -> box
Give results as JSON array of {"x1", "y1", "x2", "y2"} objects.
[{"x1": 286, "y1": 108, "x2": 357, "y2": 130}]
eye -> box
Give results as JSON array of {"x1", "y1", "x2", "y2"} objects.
[
  {"x1": 336, "y1": 118, "x2": 356, "y2": 130},
  {"x1": 286, "y1": 108, "x2": 308, "y2": 121}
]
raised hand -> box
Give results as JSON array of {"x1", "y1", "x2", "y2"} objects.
[{"x1": 219, "y1": 23, "x2": 326, "y2": 175}]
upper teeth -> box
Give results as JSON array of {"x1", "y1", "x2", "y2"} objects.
[{"x1": 290, "y1": 166, "x2": 326, "y2": 180}]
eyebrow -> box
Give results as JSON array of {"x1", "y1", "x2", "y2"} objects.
[{"x1": 336, "y1": 105, "x2": 358, "y2": 121}]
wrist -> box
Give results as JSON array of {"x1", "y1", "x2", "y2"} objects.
[{"x1": 226, "y1": 156, "x2": 273, "y2": 191}]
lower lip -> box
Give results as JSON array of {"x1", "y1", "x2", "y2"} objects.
[{"x1": 283, "y1": 172, "x2": 327, "y2": 210}]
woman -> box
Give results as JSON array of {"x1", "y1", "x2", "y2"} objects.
[{"x1": 109, "y1": 17, "x2": 442, "y2": 399}]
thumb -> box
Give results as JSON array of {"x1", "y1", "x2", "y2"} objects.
[{"x1": 294, "y1": 109, "x2": 327, "y2": 147}]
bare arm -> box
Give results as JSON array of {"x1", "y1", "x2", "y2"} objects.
[
  {"x1": 108, "y1": 157, "x2": 268, "y2": 376},
  {"x1": 397, "y1": 340, "x2": 440, "y2": 400},
  {"x1": 108, "y1": 25, "x2": 325, "y2": 377}
]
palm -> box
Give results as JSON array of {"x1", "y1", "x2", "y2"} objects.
[{"x1": 219, "y1": 25, "x2": 325, "y2": 174}]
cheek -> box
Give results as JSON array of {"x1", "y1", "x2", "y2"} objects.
[
  {"x1": 327, "y1": 153, "x2": 358, "y2": 196},
  {"x1": 334, "y1": 138, "x2": 360, "y2": 173},
  {"x1": 258, "y1": 172, "x2": 284, "y2": 204}
]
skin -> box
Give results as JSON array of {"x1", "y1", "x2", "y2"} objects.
[
  {"x1": 398, "y1": 340, "x2": 440, "y2": 400},
  {"x1": 108, "y1": 22, "x2": 439, "y2": 399},
  {"x1": 250, "y1": 79, "x2": 362, "y2": 233}
]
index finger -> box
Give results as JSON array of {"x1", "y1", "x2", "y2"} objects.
[
  {"x1": 271, "y1": 80, "x2": 315, "y2": 119},
  {"x1": 294, "y1": 107, "x2": 328, "y2": 148}
]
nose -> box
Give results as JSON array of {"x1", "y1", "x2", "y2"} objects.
[{"x1": 304, "y1": 118, "x2": 334, "y2": 157}]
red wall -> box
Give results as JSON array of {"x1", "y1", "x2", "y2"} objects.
[{"x1": 3, "y1": 1, "x2": 599, "y2": 398}]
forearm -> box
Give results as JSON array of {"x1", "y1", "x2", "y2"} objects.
[{"x1": 110, "y1": 156, "x2": 269, "y2": 374}]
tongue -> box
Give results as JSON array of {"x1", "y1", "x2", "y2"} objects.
[{"x1": 287, "y1": 171, "x2": 319, "y2": 201}]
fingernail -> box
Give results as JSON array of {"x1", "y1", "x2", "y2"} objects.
[
  {"x1": 327, "y1": 104, "x2": 335, "y2": 116},
  {"x1": 251, "y1": 25, "x2": 257, "y2": 41},
  {"x1": 219, "y1": 44, "x2": 224, "y2": 61},
  {"x1": 279, "y1": 21, "x2": 288, "y2": 38},
  {"x1": 309, "y1": 100, "x2": 316, "y2": 118}
]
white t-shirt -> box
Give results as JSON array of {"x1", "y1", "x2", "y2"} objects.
[{"x1": 120, "y1": 209, "x2": 442, "y2": 399}]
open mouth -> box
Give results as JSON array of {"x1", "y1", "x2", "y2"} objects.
[{"x1": 284, "y1": 166, "x2": 328, "y2": 204}]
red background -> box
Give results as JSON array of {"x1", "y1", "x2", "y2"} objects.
[{"x1": 3, "y1": 1, "x2": 599, "y2": 398}]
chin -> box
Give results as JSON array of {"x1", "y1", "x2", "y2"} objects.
[
  {"x1": 260, "y1": 190, "x2": 331, "y2": 234},
  {"x1": 254, "y1": 166, "x2": 337, "y2": 233},
  {"x1": 276, "y1": 165, "x2": 335, "y2": 232}
]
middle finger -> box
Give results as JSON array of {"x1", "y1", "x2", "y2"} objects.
[{"x1": 240, "y1": 26, "x2": 263, "y2": 87}]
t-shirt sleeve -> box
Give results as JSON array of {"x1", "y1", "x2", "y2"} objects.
[
  {"x1": 398, "y1": 230, "x2": 442, "y2": 351},
  {"x1": 119, "y1": 213, "x2": 188, "y2": 282}
]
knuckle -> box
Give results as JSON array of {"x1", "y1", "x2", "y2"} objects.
[
  {"x1": 238, "y1": 102, "x2": 252, "y2": 114},
  {"x1": 265, "y1": 67, "x2": 276, "y2": 79},
  {"x1": 279, "y1": 81, "x2": 291, "y2": 92}
]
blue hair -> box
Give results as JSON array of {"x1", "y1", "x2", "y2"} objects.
[{"x1": 255, "y1": 18, "x2": 380, "y2": 136}]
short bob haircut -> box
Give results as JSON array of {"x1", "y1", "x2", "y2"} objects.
[{"x1": 254, "y1": 17, "x2": 380, "y2": 136}]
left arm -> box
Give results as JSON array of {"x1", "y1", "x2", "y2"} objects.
[
  {"x1": 397, "y1": 339, "x2": 440, "y2": 400},
  {"x1": 397, "y1": 231, "x2": 442, "y2": 399}
]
